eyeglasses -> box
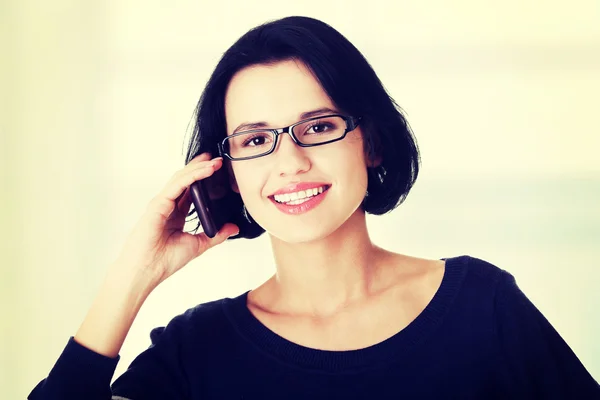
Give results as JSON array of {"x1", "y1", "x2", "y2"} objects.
[{"x1": 218, "y1": 114, "x2": 362, "y2": 161}]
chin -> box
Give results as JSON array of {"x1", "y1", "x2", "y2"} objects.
[{"x1": 266, "y1": 223, "x2": 338, "y2": 245}]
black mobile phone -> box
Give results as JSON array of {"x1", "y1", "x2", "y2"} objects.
[
  {"x1": 189, "y1": 161, "x2": 232, "y2": 238},
  {"x1": 188, "y1": 157, "x2": 264, "y2": 240}
]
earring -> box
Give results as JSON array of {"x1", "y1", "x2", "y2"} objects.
[
  {"x1": 373, "y1": 165, "x2": 386, "y2": 184},
  {"x1": 242, "y1": 204, "x2": 252, "y2": 223}
]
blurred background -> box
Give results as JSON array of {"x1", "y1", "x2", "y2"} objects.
[{"x1": 1, "y1": 0, "x2": 599, "y2": 398}]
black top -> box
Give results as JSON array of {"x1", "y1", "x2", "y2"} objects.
[{"x1": 29, "y1": 255, "x2": 600, "y2": 399}]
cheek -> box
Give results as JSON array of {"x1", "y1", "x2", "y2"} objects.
[
  {"x1": 341, "y1": 137, "x2": 369, "y2": 178},
  {"x1": 346, "y1": 150, "x2": 370, "y2": 194},
  {"x1": 347, "y1": 163, "x2": 369, "y2": 194},
  {"x1": 231, "y1": 165, "x2": 264, "y2": 202}
]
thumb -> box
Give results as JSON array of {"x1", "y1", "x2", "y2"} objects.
[{"x1": 200, "y1": 223, "x2": 240, "y2": 250}]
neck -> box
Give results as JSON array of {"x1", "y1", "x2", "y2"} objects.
[{"x1": 265, "y1": 210, "x2": 389, "y2": 318}]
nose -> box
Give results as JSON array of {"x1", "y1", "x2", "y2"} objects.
[{"x1": 273, "y1": 132, "x2": 311, "y2": 176}]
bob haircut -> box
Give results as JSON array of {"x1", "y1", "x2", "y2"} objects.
[{"x1": 184, "y1": 16, "x2": 420, "y2": 239}]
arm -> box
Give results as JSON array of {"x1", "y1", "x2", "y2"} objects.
[
  {"x1": 28, "y1": 266, "x2": 188, "y2": 400},
  {"x1": 28, "y1": 153, "x2": 236, "y2": 399},
  {"x1": 494, "y1": 270, "x2": 600, "y2": 398}
]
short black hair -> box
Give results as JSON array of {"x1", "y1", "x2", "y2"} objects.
[{"x1": 184, "y1": 16, "x2": 420, "y2": 239}]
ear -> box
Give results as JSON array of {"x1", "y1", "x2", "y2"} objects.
[
  {"x1": 367, "y1": 152, "x2": 382, "y2": 168},
  {"x1": 363, "y1": 130, "x2": 382, "y2": 168}
]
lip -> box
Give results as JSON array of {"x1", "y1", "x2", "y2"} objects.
[
  {"x1": 269, "y1": 182, "x2": 331, "y2": 197},
  {"x1": 269, "y1": 186, "x2": 330, "y2": 215}
]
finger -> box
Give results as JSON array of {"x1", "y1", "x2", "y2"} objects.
[
  {"x1": 188, "y1": 152, "x2": 213, "y2": 166},
  {"x1": 176, "y1": 186, "x2": 190, "y2": 212},
  {"x1": 196, "y1": 223, "x2": 240, "y2": 253},
  {"x1": 165, "y1": 188, "x2": 192, "y2": 231},
  {"x1": 150, "y1": 163, "x2": 218, "y2": 221},
  {"x1": 175, "y1": 156, "x2": 221, "y2": 181},
  {"x1": 172, "y1": 187, "x2": 191, "y2": 220},
  {"x1": 173, "y1": 186, "x2": 188, "y2": 211}
]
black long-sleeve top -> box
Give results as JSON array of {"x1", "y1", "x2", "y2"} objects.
[{"x1": 29, "y1": 255, "x2": 600, "y2": 399}]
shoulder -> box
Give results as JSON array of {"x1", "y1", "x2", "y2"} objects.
[
  {"x1": 396, "y1": 254, "x2": 512, "y2": 291},
  {"x1": 414, "y1": 254, "x2": 517, "y2": 316},
  {"x1": 149, "y1": 294, "x2": 242, "y2": 344},
  {"x1": 444, "y1": 254, "x2": 513, "y2": 291},
  {"x1": 452, "y1": 254, "x2": 508, "y2": 279},
  {"x1": 380, "y1": 253, "x2": 514, "y2": 320},
  {"x1": 381, "y1": 253, "x2": 513, "y2": 305}
]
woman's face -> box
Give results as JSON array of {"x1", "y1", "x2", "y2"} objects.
[{"x1": 224, "y1": 59, "x2": 370, "y2": 243}]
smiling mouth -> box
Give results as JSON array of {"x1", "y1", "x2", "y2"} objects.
[{"x1": 268, "y1": 185, "x2": 331, "y2": 205}]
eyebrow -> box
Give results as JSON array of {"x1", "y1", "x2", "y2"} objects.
[{"x1": 232, "y1": 107, "x2": 340, "y2": 134}]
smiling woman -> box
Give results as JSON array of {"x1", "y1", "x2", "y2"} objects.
[
  {"x1": 28, "y1": 15, "x2": 599, "y2": 400},
  {"x1": 221, "y1": 60, "x2": 385, "y2": 243}
]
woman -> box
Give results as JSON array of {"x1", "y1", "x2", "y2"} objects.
[{"x1": 29, "y1": 16, "x2": 599, "y2": 399}]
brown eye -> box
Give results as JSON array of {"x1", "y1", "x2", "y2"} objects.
[
  {"x1": 241, "y1": 132, "x2": 271, "y2": 147},
  {"x1": 307, "y1": 122, "x2": 334, "y2": 134}
]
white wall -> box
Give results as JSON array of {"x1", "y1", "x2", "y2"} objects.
[{"x1": 2, "y1": 1, "x2": 599, "y2": 398}]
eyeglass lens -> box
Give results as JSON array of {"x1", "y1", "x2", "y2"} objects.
[{"x1": 224, "y1": 116, "x2": 347, "y2": 159}]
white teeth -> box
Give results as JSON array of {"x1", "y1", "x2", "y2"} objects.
[
  {"x1": 286, "y1": 198, "x2": 311, "y2": 206},
  {"x1": 273, "y1": 185, "x2": 327, "y2": 204}
]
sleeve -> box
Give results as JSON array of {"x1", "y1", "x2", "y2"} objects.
[
  {"x1": 28, "y1": 337, "x2": 120, "y2": 400},
  {"x1": 494, "y1": 270, "x2": 600, "y2": 399},
  {"x1": 110, "y1": 316, "x2": 191, "y2": 399},
  {"x1": 28, "y1": 315, "x2": 191, "y2": 400}
]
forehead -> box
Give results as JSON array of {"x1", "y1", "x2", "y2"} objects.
[{"x1": 224, "y1": 60, "x2": 335, "y2": 132}]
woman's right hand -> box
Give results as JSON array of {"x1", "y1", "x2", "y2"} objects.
[{"x1": 111, "y1": 152, "x2": 240, "y2": 289}]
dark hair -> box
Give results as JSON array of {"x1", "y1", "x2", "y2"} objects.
[{"x1": 184, "y1": 16, "x2": 420, "y2": 239}]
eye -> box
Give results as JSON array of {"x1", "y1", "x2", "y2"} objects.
[
  {"x1": 307, "y1": 122, "x2": 333, "y2": 134},
  {"x1": 241, "y1": 132, "x2": 272, "y2": 147}
]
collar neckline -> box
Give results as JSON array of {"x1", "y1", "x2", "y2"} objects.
[{"x1": 222, "y1": 256, "x2": 468, "y2": 372}]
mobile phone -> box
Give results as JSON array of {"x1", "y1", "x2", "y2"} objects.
[
  {"x1": 188, "y1": 157, "x2": 264, "y2": 240},
  {"x1": 189, "y1": 180, "x2": 219, "y2": 238},
  {"x1": 189, "y1": 161, "x2": 231, "y2": 238}
]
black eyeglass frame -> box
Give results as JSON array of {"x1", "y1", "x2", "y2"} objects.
[{"x1": 217, "y1": 114, "x2": 363, "y2": 161}]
